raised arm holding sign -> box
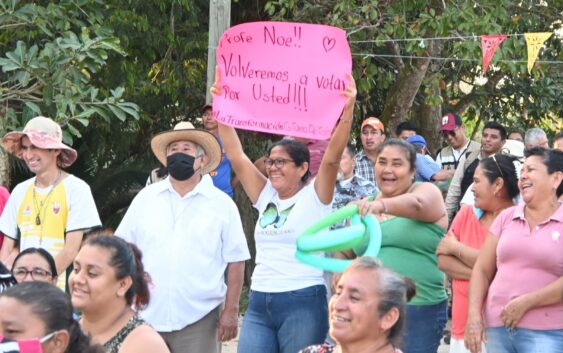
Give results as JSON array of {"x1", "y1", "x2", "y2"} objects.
[
  {"x1": 213, "y1": 21, "x2": 352, "y2": 140},
  {"x1": 211, "y1": 23, "x2": 356, "y2": 349}
]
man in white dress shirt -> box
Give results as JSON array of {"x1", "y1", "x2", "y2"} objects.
[{"x1": 117, "y1": 122, "x2": 250, "y2": 353}]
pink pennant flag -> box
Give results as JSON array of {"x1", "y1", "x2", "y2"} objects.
[{"x1": 481, "y1": 35, "x2": 507, "y2": 74}]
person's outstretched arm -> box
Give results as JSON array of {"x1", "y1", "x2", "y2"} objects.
[
  {"x1": 314, "y1": 74, "x2": 357, "y2": 205},
  {"x1": 211, "y1": 66, "x2": 267, "y2": 204}
]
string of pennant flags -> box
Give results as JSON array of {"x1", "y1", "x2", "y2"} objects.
[{"x1": 350, "y1": 32, "x2": 559, "y2": 74}]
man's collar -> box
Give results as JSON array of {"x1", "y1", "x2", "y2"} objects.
[
  {"x1": 453, "y1": 138, "x2": 470, "y2": 153},
  {"x1": 160, "y1": 174, "x2": 215, "y2": 199}
]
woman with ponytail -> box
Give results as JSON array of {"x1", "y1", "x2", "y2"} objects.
[
  {"x1": 70, "y1": 234, "x2": 170, "y2": 353},
  {"x1": 0, "y1": 281, "x2": 104, "y2": 353}
]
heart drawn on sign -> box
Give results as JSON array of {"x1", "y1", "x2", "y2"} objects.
[{"x1": 323, "y1": 37, "x2": 336, "y2": 52}]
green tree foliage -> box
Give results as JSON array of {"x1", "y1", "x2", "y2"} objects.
[
  {"x1": 264, "y1": 0, "x2": 562, "y2": 150},
  {"x1": 0, "y1": 1, "x2": 139, "y2": 144}
]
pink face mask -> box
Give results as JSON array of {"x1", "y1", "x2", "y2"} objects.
[{"x1": 0, "y1": 331, "x2": 56, "y2": 353}]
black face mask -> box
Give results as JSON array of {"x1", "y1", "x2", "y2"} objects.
[{"x1": 167, "y1": 152, "x2": 199, "y2": 181}]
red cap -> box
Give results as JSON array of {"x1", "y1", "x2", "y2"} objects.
[{"x1": 440, "y1": 113, "x2": 463, "y2": 131}]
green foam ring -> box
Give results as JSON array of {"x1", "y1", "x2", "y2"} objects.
[{"x1": 295, "y1": 204, "x2": 382, "y2": 273}]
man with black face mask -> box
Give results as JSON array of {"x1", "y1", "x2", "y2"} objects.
[{"x1": 116, "y1": 122, "x2": 250, "y2": 353}]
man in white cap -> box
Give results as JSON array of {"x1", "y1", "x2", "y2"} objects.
[
  {"x1": 0, "y1": 116, "x2": 101, "y2": 289},
  {"x1": 116, "y1": 122, "x2": 249, "y2": 353}
]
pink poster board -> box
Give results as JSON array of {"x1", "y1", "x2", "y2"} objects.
[{"x1": 213, "y1": 21, "x2": 352, "y2": 139}]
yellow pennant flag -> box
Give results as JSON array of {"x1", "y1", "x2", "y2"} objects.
[{"x1": 525, "y1": 32, "x2": 553, "y2": 74}]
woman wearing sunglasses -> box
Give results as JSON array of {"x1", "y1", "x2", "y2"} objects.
[
  {"x1": 0, "y1": 281, "x2": 104, "y2": 353},
  {"x1": 11, "y1": 247, "x2": 58, "y2": 285},
  {"x1": 211, "y1": 69, "x2": 357, "y2": 353}
]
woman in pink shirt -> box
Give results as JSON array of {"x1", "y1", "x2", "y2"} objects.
[
  {"x1": 437, "y1": 154, "x2": 519, "y2": 353},
  {"x1": 465, "y1": 147, "x2": 563, "y2": 353}
]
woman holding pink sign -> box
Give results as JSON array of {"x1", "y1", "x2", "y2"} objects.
[{"x1": 212, "y1": 67, "x2": 356, "y2": 353}]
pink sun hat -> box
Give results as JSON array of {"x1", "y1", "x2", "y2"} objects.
[{"x1": 2, "y1": 116, "x2": 78, "y2": 168}]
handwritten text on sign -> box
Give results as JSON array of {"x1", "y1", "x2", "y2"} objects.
[{"x1": 213, "y1": 22, "x2": 352, "y2": 139}]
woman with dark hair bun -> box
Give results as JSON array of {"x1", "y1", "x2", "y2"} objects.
[
  {"x1": 0, "y1": 281, "x2": 104, "y2": 353},
  {"x1": 437, "y1": 154, "x2": 519, "y2": 353},
  {"x1": 70, "y1": 234, "x2": 170, "y2": 353}
]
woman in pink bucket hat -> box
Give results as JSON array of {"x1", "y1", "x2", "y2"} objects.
[
  {"x1": 0, "y1": 116, "x2": 101, "y2": 290},
  {"x1": 2, "y1": 116, "x2": 78, "y2": 168}
]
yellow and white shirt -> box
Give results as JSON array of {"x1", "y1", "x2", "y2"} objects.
[{"x1": 0, "y1": 175, "x2": 101, "y2": 289}]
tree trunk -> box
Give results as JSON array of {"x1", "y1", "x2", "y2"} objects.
[
  {"x1": 0, "y1": 149, "x2": 10, "y2": 188},
  {"x1": 381, "y1": 57, "x2": 431, "y2": 136},
  {"x1": 381, "y1": 0, "x2": 444, "y2": 137},
  {"x1": 418, "y1": 84, "x2": 443, "y2": 155},
  {"x1": 417, "y1": 38, "x2": 445, "y2": 155},
  {"x1": 206, "y1": 0, "x2": 231, "y2": 104}
]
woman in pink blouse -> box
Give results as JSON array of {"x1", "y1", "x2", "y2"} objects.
[{"x1": 465, "y1": 147, "x2": 563, "y2": 353}]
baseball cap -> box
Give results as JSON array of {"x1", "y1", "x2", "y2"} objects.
[
  {"x1": 440, "y1": 113, "x2": 463, "y2": 131},
  {"x1": 407, "y1": 135, "x2": 427, "y2": 147},
  {"x1": 361, "y1": 117, "x2": 384, "y2": 132}
]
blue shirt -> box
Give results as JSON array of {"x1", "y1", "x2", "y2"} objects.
[
  {"x1": 209, "y1": 137, "x2": 234, "y2": 198},
  {"x1": 414, "y1": 154, "x2": 440, "y2": 182}
]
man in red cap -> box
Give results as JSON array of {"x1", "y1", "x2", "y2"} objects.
[
  {"x1": 354, "y1": 117, "x2": 386, "y2": 184},
  {"x1": 435, "y1": 113, "x2": 480, "y2": 178},
  {"x1": 0, "y1": 116, "x2": 101, "y2": 289}
]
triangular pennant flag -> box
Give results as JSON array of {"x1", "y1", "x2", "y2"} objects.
[
  {"x1": 481, "y1": 35, "x2": 507, "y2": 74},
  {"x1": 525, "y1": 32, "x2": 553, "y2": 74}
]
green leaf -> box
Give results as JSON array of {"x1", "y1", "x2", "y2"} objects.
[
  {"x1": 24, "y1": 102, "x2": 42, "y2": 115},
  {"x1": 110, "y1": 86, "x2": 125, "y2": 98},
  {"x1": 67, "y1": 123, "x2": 82, "y2": 138},
  {"x1": 108, "y1": 104, "x2": 126, "y2": 121}
]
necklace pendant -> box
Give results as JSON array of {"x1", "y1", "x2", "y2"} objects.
[{"x1": 35, "y1": 215, "x2": 41, "y2": 226}]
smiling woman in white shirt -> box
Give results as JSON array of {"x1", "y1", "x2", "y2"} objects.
[{"x1": 212, "y1": 70, "x2": 357, "y2": 353}]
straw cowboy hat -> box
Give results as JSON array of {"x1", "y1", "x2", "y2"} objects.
[
  {"x1": 2, "y1": 116, "x2": 78, "y2": 168},
  {"x1": 150, "y1": 121, "x2": 221, "y2": 175}
]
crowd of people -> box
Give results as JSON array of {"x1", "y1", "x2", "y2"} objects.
[{"x1": 0, "y1": 70, "x2": 561, "y2": 353}]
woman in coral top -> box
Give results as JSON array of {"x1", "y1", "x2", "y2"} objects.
[{"x1": 436, "y1": 154, "x2": 519, "y2": 353}]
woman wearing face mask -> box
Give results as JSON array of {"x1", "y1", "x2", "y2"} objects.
[
  {"x1": 70, "y1": 234, "x2": 170, "y2": 353},
  {"x1": 0, "y1": 281, "x2": 104, "y2": 353},
  {"x1": 11, "y1": 247, "x2": 58, "y2": 285},
  {"x1": 211, "y1": 69, "x2": 357, "y2": 353}
]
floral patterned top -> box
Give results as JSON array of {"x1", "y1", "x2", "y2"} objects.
[
  {"x1": 298, "y1": 343, "x2": 403, "y2": 353},
  {"x1": 103, "y1": 315, "x2": 146, "y2": 353}
]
